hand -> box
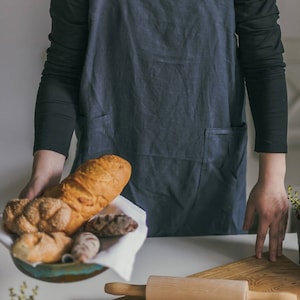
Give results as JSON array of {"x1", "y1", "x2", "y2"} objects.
[
  {"x1": 19, "y1": 150, "x2": 66, "y2": 199},
  {"x1": 243, "y1": 153, "x2": 288, "y2": 262}
]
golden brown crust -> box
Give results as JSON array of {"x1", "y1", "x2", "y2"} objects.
[
  {"x1": 43, "y1": 154, "x2": 132, "y2": 234},
  {"x1": 3, "y1": 198, "x2": 72, "y2": 235},
  {"x1": 11, "y1": 232, "x2": 73, "y2": 264},
  {"x1": 3, "y1": 155, "x2": 131, "y2": 236},
  {"x1": 2, "y1": 198, "x2": 31, "y2": 233}
]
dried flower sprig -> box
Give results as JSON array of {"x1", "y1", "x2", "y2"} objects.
[
  {"x1": 9, "y1": 281, "x2": 39, "y2": 300},
  {"x1": 288, "y1": 185, "x2": 300, "y2": 210}
]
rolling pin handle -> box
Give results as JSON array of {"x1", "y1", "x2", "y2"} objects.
[
  {"x1": 104, "y1": 282, "x2": 146, "y2": 297},
  {"x1": 248, "y1": 291, "x2": 297, "y2": 300}
]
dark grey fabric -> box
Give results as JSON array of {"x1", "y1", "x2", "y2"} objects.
[{"x1": 74, "y1": 0, "x2": 247, "y2": 236}]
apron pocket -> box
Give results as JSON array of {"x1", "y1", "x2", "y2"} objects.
[
  {"x1": 195, "y1": 123, "x2": 247, "y2": 233},
  {"x1": 202, "y1": 123, "x2": 247, "y2": 178}
]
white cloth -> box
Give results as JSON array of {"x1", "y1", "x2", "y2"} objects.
[{"x1": 0, "y1": 195, "x2": 148, "y2": 281}]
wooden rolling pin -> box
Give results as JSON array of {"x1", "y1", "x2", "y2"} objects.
[{"x1": 105, "y1": 276, "x2": 297, "y2": 300}]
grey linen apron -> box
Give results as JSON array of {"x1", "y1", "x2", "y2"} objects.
[{"x1": 73, "y1": 0, "x2": 247, "y2": 236}]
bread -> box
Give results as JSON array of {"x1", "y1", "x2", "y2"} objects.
[
  {"x1": 11, "y1": 232, "x2": 72, "y2": 264},
  {"x1": 83, "y1": 214, "x2": 139, "y2": 237},
  {"x1": 2, "y1": 198, "x2": 31, "y2": 233},
  {"x1": 43, "y1": 154, "x2": 132, "y2": 234},
  {"x1": 3, "y1": 197, "x2": 72, "y2": 235},
  {"x1": 70, "y1": 232, "x2": 100, "y2": 263},
  {"x1": 3, "y1": 154, "x2": 132, "y2": 236}
]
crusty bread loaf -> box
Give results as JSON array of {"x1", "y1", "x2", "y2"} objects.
[
  {"x1": 3, "y1": 154, "x2": 132, "y2": 236},
  {"x1": 11, "y1": 232, "x2": 72, "y2": 264}
]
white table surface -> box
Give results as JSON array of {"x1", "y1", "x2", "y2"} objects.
[{"x1": 0, "y1": 233, "x2": 299, "y2": 300}]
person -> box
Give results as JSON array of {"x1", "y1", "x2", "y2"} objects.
[{"x1": 20, "y1": 0, "x2": 288, "y2": 262}]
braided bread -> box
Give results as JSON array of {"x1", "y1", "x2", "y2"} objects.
[{"x1": 3, "y1": 197, "x2": 72, "y2": 235}]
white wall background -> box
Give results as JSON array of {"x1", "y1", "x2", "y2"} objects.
[
  {"x1": 0, "y1": 0, "x2": 50, "y2": 211},
  {"x1": 0, "y1": 0, "x2": 299, "y2": 213}
]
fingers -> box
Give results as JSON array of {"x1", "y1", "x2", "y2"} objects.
[
  {"x1": 270, "y1": 211, "x2": 288, "y2": 260},
  {"x1": 255, "y1": 210, "x2": 288, "y2": 262},
  {"x1": 255, "y1": 223, "x2": 268, "y2": 260},
  {"x1": 268, "y1": 228, "x2": 283, "y2": 261},
  {"x1": 268, "y1": 229, "x2": 279, "y2": 262}
]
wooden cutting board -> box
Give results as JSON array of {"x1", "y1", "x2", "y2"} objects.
[
  {"x1": 189, "y1": 252, "x2": 300, "y2": 299},
  {"x1": 115, "y1": 253, "x2": 300, "y2": 299}
]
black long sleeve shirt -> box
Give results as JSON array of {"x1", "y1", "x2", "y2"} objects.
[{"x1": 34, "y1": 0, "x2": 288, "y2": 157}]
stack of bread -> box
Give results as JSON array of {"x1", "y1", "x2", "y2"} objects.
[{"x1": 2, "y1": 154, "x2": 138, "y2": 264}]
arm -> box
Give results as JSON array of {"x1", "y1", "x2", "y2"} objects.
[
  {"x1": 234, "y1": 0, "x2": 288, "y2": 261},
  {"x1": 20, "y1": 0, "x2": 88, "y2": 199},
  {"x1": 34, "y1": 0, "x2": 89, "y2": 156}
]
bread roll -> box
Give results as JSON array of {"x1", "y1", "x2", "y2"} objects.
[
  {"x1": 70, "y1": 232, "x2": 100, "y2": 263},
  {"x1": 11, "y1": 232, "x2": 72, "y2": 264},
  {"x1": 83, "y1": 214, "x2": 138, "y2": 237},
  {"x1": 3, "y1": 154, "x2": 132, "y2": 236}
]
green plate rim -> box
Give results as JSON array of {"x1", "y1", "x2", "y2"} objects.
[{"x1": 12, "y1": 255, "x2": 107, "y2": 283}]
